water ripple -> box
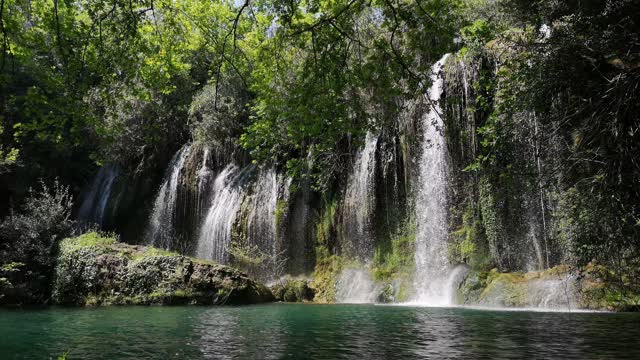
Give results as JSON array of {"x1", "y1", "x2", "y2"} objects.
[{"x1": 0, "y1": 304, "x2": 638, "y2": 359}]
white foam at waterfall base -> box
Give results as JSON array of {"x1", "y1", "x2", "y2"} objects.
[
  {"x1": 78, "y1": 165, "x2": 119, "y2": 227},
  {"x1": 473, "y1": 272, "x2": 581, "y2": 312},
  {"x1": 147, "y1": 144, "x2": 192, "y2": 249},
  {"x1": 526, "y1": 276, "x2": 578, "y2": 310},
  {"x1": 411, "y1": 54, "x2": 460, "y2": 306},
  {"x1": 336, "y1": 268, "x2": 379, "y2": 304}
]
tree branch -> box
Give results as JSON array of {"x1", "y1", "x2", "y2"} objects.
[{"x1": 289, "y1": 0, "x2": 362, "y2": 36}]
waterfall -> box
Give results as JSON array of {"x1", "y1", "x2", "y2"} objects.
[
  {"x1": 412, "y1": 54, "x2": 455, "y2": 306},
  {"x1": 196, "y1": 164, "x2": 249, "y2": 263},
  {"x1": 527, "y1": 217, "x2": 545, "y2": 271},
  {"x1": 246, "y1": 169, "x2": 278, "y2": 248},
  {"x1": 342, "y1": 132, "x2": 378, "y2": 259},
  {"x1": 286, "y1": 150, "x2": 316, "y2": 275},
  {"x1": 246, "y1": 168, "x2": 282, "y2": 280},
  {"x1": 246, "y1": 168, "x2": 279, "y2": 267},
  {"x1": 78, "y1": 165, "x2": 119, "y2": 227},
  {"x1": 144, "y1": 141, "x2": 282, "y2": 276},
  {"x1": 195, "y1": 164, "x2": 283, "y2": 279},
  {"x1": 147, "y1": 144, "x2": 192, "y2": 249}
]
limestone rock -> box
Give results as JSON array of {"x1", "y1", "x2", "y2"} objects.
[{"x1": 51, "y1": 233, "x2": 274, "y2": 306}]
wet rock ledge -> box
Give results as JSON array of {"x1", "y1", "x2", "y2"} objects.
[{"x1": 52, "y1": 233, "x2": 274, "y2": 306}]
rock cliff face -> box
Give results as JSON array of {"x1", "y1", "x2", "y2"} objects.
[{"x1": 52, "y1": 233, "x2": 274, "y2": 306}]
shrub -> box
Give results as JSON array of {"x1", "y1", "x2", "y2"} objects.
[{"x1": 0, "y1": 180, "x2": 73, "y2": 268}]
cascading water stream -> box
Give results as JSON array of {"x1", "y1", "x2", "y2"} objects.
[
  {"x1": 78, "y1": 165, "x2": 119, "y2": 227},
  {"x1": 412, "y1": 54, "x2": 456, "y2": 306},
  {"x1": 196, "y1": 164, "x2": 249, "y2": 263},
  {"x1": 147, "y1": 144, "x2": 192, "y2": 249},
  {"x1": 195, "y1": 164, "x2": 282, "y2": 279},
  {"x1": 342, "y1": 132, "x2": 378, "y2": 259},
  {"x1": 246, "y1": 168, "x2": 278, "y2": 268}
]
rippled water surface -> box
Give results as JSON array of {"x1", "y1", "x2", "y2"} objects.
[{"x1": 1, "y1": 304, "x2": 639, "y2": 359}]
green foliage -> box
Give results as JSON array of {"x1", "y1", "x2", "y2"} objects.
[
  {"x1": 227, "y1": 241, "x2": 269, "y2": 267},
  {"x1": 372, "y1": 224, "x2": 415, "y2": 281},
  {"x1": 2, "y1": 0, "x2": 465, "y2": 194},
  {"x1": 0, "y1": 180, "x2": 73, "y2": 268},
  {"x1": 449, "y1": 202, "x2": 492, "y2": 270},
  {"x1": 452, "y1": 0, "x2": 640, "y2": 281},
  {"x1": 0, "y1": 261, "x2": 24, "y2": 299},
  {"x1": 275, "y1": 200, "x2": 287, "y2": 228},
  {"x1": 142, "y1": 247, "x2": 180, "y2": 259},
  {"x1": 552, "y1": 186, "x2": 640, "y2": 277},
  {"x1": 310, "y1": 245, "x2": 343, "y2": 303},
  {"x1": 317, "y1": 196, "x2": 339, "y2": 246},
  {"x1": 189, "y1": 78, "x2": 249, "y2": 152},
  {"x1": 477, "y1": 178, "x2": 505, "y2": 264},
  {"x1": 0, "y1": 123, "x2": 18, "y2": 172},
  {"x1": 272, "y1": 278, "x2": 315, "y2": 302},
  {"x1": 449, "y1": 228, "x2": 476, "y2": 263},
  {"x1": 60, "y1": 232, "x2": 117, "y2": 250},
  {"x1": 240, "y1": 0, "x2": 463, "y2": 189},
  {"x1": 227, "y1": 238, "x2": 288, "y2": 282},
  {"x1": 0, "y1": 262, "x2": 24, "y2": 272},
  {"x1": 460, "y1": 20, "x2": 498, "y2": 55}
]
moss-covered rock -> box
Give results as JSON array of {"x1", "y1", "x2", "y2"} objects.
[
  {"x1": 478, "y1": 271, "x2": 527, "y2": 307},
  {"x1": 457, "y1": 264, "x2": 640, "y2": 311},
  {"x1": 576, "y1": 263, "x2": 640, "y2": 312},
  {"x1": 271, "y1": 278, "x2": 315, "y2": 302},
  {"x1": 309, "y1": 245, "x2": 343, "y2": 303},
  {"x1": 459, "y1": 267, "x2": 580, "y2": 308},
  {"x1": 51, "y1": 233, "x2": 274, "y2": 306}
]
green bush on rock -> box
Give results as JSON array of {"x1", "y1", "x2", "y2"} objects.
[
  {"x1": 271, "y1": 278, "x2": 315, "y2": 302},
  {"x1": 52, "y1": 232, "x2": 274, "y2": 306}
]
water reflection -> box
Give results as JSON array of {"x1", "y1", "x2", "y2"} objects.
[
  {"x1": 1, "y1": 305, "x2": 639, "y2": 359},
  {"x1": 410, "y1": 309, "x2": 467, "y2": 358},
  {"x1": 195, "y1": 306, "x2": 287, "y2": 359}
]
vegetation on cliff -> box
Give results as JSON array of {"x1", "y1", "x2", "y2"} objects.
[{"x1": 0, "y1": 0, "x2": 638, "y2": 308}]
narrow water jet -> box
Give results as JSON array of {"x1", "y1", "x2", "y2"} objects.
[
  {"x1": 78, "y1": 165, "x2": 119, "y2": 227},
  {"x1": 412, "y1": 54, "x2": 455, "y2": 306},
  {"x1": 197, "y1": 147, "x2": 214, "y2": 217},
  {"x1": 526, "y1": 214, "x2": 545, "y2": 271},
  {"x1": 342, "y1": 132, "x2": 378, "y2": 259}
]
